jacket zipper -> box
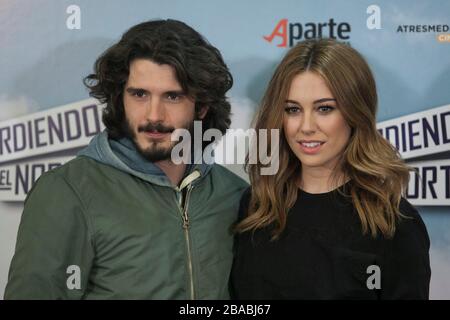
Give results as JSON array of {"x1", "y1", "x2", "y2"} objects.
[
  {"x1": 182, "y1": 185, "x2": 194, "y2": 299},
  {"x1": 176, "y1": 170, "x2": 201, "y2": 300}
]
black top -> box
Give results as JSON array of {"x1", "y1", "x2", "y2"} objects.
[{"x1": 230, "y1": 184, "x2": 431, "y2": 300}]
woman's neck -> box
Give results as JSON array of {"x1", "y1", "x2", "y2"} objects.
[{"x1": 299, "y1": 167, "x2": 347, "y2": 194}]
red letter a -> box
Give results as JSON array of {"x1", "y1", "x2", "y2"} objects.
[{"x1": 263, "y1": 19, "x2": 288, "y2": 47}]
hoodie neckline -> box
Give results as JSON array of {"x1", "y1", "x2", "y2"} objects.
[{"x1": 77, "y1": 131, "x2": 212, "y2": 188}]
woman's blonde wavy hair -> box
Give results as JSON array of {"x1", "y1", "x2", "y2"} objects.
[{"x1": 235, "y1": 38, "x2": 411, "y2": 240}]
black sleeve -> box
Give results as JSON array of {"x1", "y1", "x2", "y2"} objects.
[
  {"x1": 231, "y1": 186, "x2": 251, "y2": 256},
  {"x1": 229, "y1": 187, "x2": 251, "y2": 299},
  {"x1": 380, "y1": 198, "x2": 431, "y2": 299},
  {"x1": 237, "y1": 187, "x2": 252, "y2": 222}
]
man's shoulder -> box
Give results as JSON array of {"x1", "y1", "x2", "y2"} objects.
[
  {"x1": 26, "y1": 156, "x2": 129, "y2": 206},
  {"x1": 36, "y1": 155, "x2": 124, "y2": 189},
  {"x1": 42, "y1": 156, "x2": 100, "y2": 177}
]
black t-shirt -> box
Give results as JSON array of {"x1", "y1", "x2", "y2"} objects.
[{"x1": 230, "y1": 185, "x2": 431, "y2": 300}]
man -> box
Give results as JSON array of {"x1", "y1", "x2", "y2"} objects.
[{"x1": 5, "y1": 19, "x2": 248, "y2": 299}]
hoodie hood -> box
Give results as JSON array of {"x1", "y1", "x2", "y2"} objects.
[{"x1": 77, "y1": 131, "x2": 212, "y2": 188}]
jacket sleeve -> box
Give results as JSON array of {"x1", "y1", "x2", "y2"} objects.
[
  {"x1": 380, "y1": 199, "x2": 431, "y2": 299},
  {"x1": 4, "y1": 171, "x2": 95, "y2": 300}
]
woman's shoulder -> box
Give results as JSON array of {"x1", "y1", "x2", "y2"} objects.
[
  {"x1": 398, "y1": 197, "x2": 426, "y2": 231},
  {"x1": 399, "y1": 197, "x2": 420, "y2": 218},
  {"x1": 394, "y1": 197, "x2": 430, "y2": 250}
]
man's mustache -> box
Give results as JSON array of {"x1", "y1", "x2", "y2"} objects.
[{"x1": 138, "y1": 122, "x2": 175, "y2": 133}]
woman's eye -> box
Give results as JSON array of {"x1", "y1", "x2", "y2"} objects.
[
  {"x1": 284, "y1": 105, "x2": 300, "y2": 114},
  {"x1": 317, "y1": 105, "x2": 335, "y2": 113}
]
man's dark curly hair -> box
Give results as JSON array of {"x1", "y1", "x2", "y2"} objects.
[{"x1": 83, "y1": 19, "x2": 233, "y2": 139}]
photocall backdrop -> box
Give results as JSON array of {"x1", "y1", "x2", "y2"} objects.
[{"x1": 0, "y1": 0, "x2": 449, "y2": 299}]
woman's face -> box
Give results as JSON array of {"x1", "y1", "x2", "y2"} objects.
[{"x1": 283, "y1": 71, "x2": 351, "y2": 173}]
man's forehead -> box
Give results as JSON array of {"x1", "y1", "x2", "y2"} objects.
[{"x1": 126, "y1": 59, "x2": 183, "y2": 91}]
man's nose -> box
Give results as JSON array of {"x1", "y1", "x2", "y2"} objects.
[{"x1": 145, "y1": 98, "x2": 165, "y2": 123}]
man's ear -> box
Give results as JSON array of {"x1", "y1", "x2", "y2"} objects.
[{"x1": 198, "y1": 106, "x2": 209, "y2": 119}]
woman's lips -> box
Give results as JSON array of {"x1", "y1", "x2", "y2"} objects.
[{"x1": 297, "y1": 141, "x2": 325, "y2": 154}]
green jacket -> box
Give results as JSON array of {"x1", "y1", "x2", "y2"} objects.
[{"x1": 5, "y1": 132, "x2": 248, "y2": 299}]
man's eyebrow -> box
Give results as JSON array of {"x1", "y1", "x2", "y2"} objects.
[
  {"x1": 125, "y1": 87, "x2": 149, "y2": 94},
  {"x1": 125, "y1": 87, "x2": 187, "y2": 95},
  {"x1": 164, "y1": 90, "x2": 186, "y2": 95}
]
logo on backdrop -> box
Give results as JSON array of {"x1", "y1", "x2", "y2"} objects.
[
  {"x1": 437, "y1": 34, "x2": 450, "y2": 42},
  {"x1": 0, "y1": 99, "x2": 104, "y2": 201},
  {"x1": 396, "y1": 24, "x2": 449, "y2": 33},
  {"x1": 263, "y1": 18, "x2": 352, "y2": 48},
  {"x1": 397, "y1": 23, "x2": 450, "y2": 43}
]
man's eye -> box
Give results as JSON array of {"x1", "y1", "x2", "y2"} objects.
[
  {"x1": 133, "y1": 90, "x2": 147, "y2": 98},
  {"x1": 167, "y1": 93, "x2": 183, "y2": 101}
]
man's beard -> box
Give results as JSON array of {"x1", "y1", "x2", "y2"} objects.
[{"x1": 124, "y1": 119, "x2": 195, "y2": 163}]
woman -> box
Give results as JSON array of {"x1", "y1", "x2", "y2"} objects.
[{"x1": 231, "y1": 39, "x2": 431, "y2": 299}]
